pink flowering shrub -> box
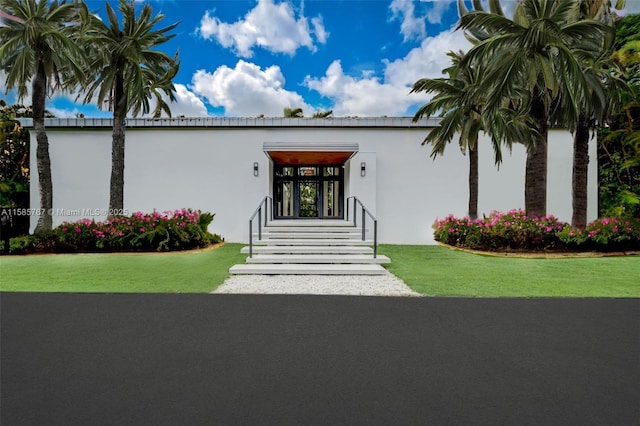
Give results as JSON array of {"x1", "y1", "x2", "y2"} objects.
[
  {"x1": 12, "y1": 209, "x2": 221, "y2": 254},
  {"x1": 557, "y1": 217, "x2": 640, "y2": 251},
  {"x1": 433, "y1": 210, "x2": 640, "y2": 252}
]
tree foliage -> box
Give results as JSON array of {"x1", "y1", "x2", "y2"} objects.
[
  {"x1": 420, "y1": 0, "x2": 613, "y2": 219},
  {"x1": 77, "y1": 0, "x2": 180, "y2": 211},
  {"x1": 598, "y1": 13, "x2": 640, "y2": 218},
  {"x1": 0, "y1": 101, "x2": 30, "y2": 208},
  {"x1": 0, "y1": 0, "x2": 87, "y2": 231},
  {"x1": 312, "y1": 110, "x2": 333, "y2": 118},
  {"x1": 284, "y1": 107, "x2": 304, "y2": 118},
  {"x1": 411, "y1": 51, "x2": 485, "y2": 219}
]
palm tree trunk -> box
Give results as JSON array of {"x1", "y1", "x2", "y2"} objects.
[
  {"x1": 572, "y1": 115, "x2": 589, "y2": 229},
  {"x1": 468, "y1": 143, "x2": 478, "y2": 220},
  {"x1": 110, "y1": 73, "x2": 126, "y2": 211},
  {"x1": 33, "y1": 61, "x2": 53, "y2": 232},
  {"x1": 525, "y1": 95, "x2": 548, "y2": 217}
]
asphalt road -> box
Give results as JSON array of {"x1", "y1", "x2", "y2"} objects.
[{"x1": 1, "y1": 293, "x2": 639, "y2": 425}]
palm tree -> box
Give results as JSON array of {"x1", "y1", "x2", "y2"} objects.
[
  {"x1": 412, "y1": 50, "x2": 537, "y2": 219},
  {"x1": 569, "y1": 0, "x2": 627, "y2": 229},
  {"x1": 411, "y1": 1, "x2": 535, "y2": 219},
  {"x1": 0, "y1": 0, "x2": 86, "y2": 231},
  {"x1": 411, "y1": 52, "x2": 485, "y2": 219},
  {"x1": 284, "y1": 107, "x2": 304, "y2": 118},
  {"x1": 312, "y1": 110, "x2": 333, "y2": 118},
  {"x1": 458, "y1": 0, "x2": 611, "y2": 217},
  {"x1": 79, "y1": 0, "x2": 179, "y2": 211},
  {"x1": 569, "y1": 40, "x2": 627, "y2": 228}
]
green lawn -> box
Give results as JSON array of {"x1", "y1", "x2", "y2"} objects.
[
  {"x1": 1, "y1": 244, "x2": 638, "y2": 297},
  {"x1": 379, "y1": 245, "x2": 640, "y2": 298},
  {"x1": 0, "y1": 243, "x2": 246, "y2": 293}
]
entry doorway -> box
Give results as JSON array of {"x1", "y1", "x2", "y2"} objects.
[{"x1": 274, "y1": 165, "x2": 343, "y2": 219}]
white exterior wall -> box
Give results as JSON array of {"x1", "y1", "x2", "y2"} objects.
[{"x1": 30, "y1": 124, "x2": 596, "y2": 244}]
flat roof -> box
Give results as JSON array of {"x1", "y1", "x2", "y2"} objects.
[{"x1": 18, "y1": 116, "x2": 441, "y2": 129}]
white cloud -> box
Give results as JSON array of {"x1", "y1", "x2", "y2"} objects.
[
  {"x1": 191, "y1": 60, "x2": 312, "y2": 117},
  {"x1": 304, "y1": 28, "x2": 470, "y2": 117},
  {"x1": 422, "y1": 0, "x2": 455, "y2": 25},
  {"x1": 390, "y1": 0, "x2": 426, "y2": 41},
  {"x1": 197, "y1": 0, "x2": 327, "y2": 58},
  {"x1": 384, "y1": 28, "x2": 470, "y2": 87},
  {"x1": 305, "y1": 60, "x2": 418, "y2": 116},
  {"x1": 311, "y1": 16, "x2": 328, "y2": 44},
  {"x1": 455, "y1": 0, "x2": 519, "y2": 18},
  {"x1": 144, "y1": 83, "x2": 209, "y2": 118},
  {"x1": 47, "y1": 106, "x2": 82, "y2": 118},
  {"x1": 391, "y1": 0, "x2": 459, "y2": 40},
  {"x1": 165, "y1": 84, "x2": 208, "y2": 117}
]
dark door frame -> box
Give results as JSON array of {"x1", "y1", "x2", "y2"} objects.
[{"x1": 273, "y1": 165, "x2": 344, "y2": 219}]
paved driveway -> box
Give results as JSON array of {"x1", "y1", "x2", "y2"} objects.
[{"x1": 1, "y1": 293, "x2": 639, "y2": 425}]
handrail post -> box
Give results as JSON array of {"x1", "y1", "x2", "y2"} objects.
[
  {"x1": 249, "y1": 220, "x2": 253, "y2": 258},
  {"x1": 258, "y1": 206, "x2": 262, "y2": 240},
  {"x1": 353, "y1": 197, "x2": 357, "y2": 227},
  {"x1": 263, "y1": 197, "x2": 267, "y2": 227},
  {"x1": 346, "y1": 198, "x2": 349, "y2": 222},
  {"x1": 248, "y1": 196, "x2": 273, "y2": 259},
  {"x1": 373, "y1": 220, "x2": 377, "y2": 258},
  {"x1": 362, "y1": 208, "x2": 366, "y2": 241}
]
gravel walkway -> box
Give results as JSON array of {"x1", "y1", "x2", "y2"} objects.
[{"x1": 213, "y1": 272, "x2": 422, "y2": 297}]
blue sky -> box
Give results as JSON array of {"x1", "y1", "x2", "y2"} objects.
[{"x1": 2, "y1": 0, "x2": 639, "y2": 118}]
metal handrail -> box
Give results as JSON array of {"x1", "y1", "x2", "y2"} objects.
[
  {"x1": 346, "y1": 196, "x2": 378, "y2": 258},
  {"x1": 248, "y1": 196, "x2": 273, "y2": 257}
]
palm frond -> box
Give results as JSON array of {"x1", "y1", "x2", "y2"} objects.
[{"x1": 458, "y1": 11, "x2": 523, "y2": 37}]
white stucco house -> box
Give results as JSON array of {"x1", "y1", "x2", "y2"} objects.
[{"x1": 24, "y1": 117, "x2": 597, "y2": 245}]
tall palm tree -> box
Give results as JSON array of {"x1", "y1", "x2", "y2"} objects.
[
  {"x1": 411, "y1": 0, "x2": 535, "y2": 219},
  {"x1": 569, "y1": 0, "x2": 627, "y2": 229},
  {"x1": 0, "y1": 0, "x2": 85, "y2": 231},
  {"x1": 458, "y1": 0, "x2": 611, "y2": 217},
  {"x1": 411, "y1": 52, "x2": 485, "y2": 219},
  {"x1": 412, "y1": 51, "x2": 537, "y2": 219},
  {"x1": 79, "y1": 0, "x2": 179, "y2": 211},
  {"x1": 569, "y1": 40, "x2": 628, "y2": 228}
]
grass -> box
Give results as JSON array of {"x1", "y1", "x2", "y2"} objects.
[
  {"x1": 1, "y1": 244, "x2": 638, "y2": 297},
  {"x1": 0, "y1": 243, "x2": 246, "y2": 293},
  {"x1": 379, "y1": 245, "x2": 640, "y2": 298}
]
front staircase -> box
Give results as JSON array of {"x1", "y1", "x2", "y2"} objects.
[{"x1": 229, "y1": 219, "x2": 391, "y2": 275}]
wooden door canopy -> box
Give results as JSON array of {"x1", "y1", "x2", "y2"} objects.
[
  {"x1": 267, "y1": 151, "x2": 354, "y2": 165},
  {"x1": 263, "y1": 142, "x2": 358, "y2": 166}
]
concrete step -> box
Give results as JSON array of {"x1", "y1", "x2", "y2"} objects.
[
  {"x1": 256, "y1": 232, "x2": 363, "y2": 239},
  {"x1": 263, "y1": 226, "x2": 359, "y2": 233},
  {"x1": 234, "y1": 218, "x2": 384, "y2": 275},
  {"x1": 241, "y1": 245, "x2": 374, "y2": 254},
  {"x1": 245, "y1": 254, "x2": 390, "y2": 264},
  {"x1": 266, "y1": 220, "x2": 354, "y2": 227},
  {"x1": 229, "y1": 263, "x2": 388, "y2": 275},
  {"x1": 251, "y1": 239, "x2": 373, "y2": 246}
]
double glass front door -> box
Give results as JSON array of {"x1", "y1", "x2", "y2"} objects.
[{"x1": 274, "y1": 165, "x2": 343, "y2": 219}]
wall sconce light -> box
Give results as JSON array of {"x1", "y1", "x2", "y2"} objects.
[
  {"x1": 253, "y1": 162, "x2": 259, "y2": 177},
  {"x1": 360, "y1": 162, "x2": 366, "y2": 177}
]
